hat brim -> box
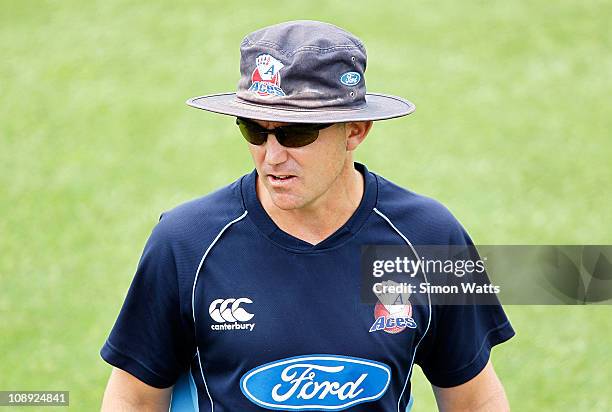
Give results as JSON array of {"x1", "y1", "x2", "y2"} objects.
[{"x1": 186, "y1": 92, "x2": 415, "y2": 123}]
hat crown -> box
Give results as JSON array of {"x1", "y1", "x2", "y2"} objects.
[
  {"x1": 244, "y1": 20, "x2": 365, "y2": 51},
  {"x1": 236, "y1": 20, "x2": 367, "y2": 110}
]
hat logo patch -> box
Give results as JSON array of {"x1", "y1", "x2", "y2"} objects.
[
  {"x1": 340, "y1": 71, "x2": 361, "y2": 86},
  {"x1": 249, "y1": 54, "x2": 286, "y2": 97}
]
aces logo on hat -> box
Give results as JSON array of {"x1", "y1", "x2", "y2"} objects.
[{"x1": 248, "y1": 54, "x2": 286, "y2": 97}]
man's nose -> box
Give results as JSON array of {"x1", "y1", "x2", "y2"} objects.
[{"x1": 263, "y1": 133, "x2": 288, "y2": 165}]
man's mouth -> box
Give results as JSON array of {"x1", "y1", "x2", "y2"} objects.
[{"x1": 267, "y1": 174, "x2": 297, "y2": 184}]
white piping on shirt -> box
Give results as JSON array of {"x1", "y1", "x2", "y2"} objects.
[
  {"x1": 191, "y1": 210, "x2": 248, "y2": 412},
  {"x1": 372, "y1": 207, "x2": 432, "y2": 412}
]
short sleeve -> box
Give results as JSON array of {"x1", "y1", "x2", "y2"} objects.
[
  {"x1": 100, "y1": 216, "x2": 194, "y2": 388},
  {"x1": 414, "y1": 223, "x2": 515, "y2": 388}
]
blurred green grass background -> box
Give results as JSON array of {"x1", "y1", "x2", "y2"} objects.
[{"x1": 1, "y1": 0, "x2": 611, "y2": 410}]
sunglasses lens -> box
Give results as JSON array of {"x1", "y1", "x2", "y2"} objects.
[
  {"x1": 276, "y1": 127, "x2": 320, "y2": 148},
  {"x1": 237, "y1": 121, "x2": 266, "y2": 145},
  {"x1": 236, "y1": 118, "x2": 329, "y2": 148}
]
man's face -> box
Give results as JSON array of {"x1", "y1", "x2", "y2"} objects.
[{"x1": 246, "y1": 119, "x2": 351, "y2": 211}]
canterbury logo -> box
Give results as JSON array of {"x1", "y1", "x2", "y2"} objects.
[{"x1": 209, "y1": 298, "x2": 254, "y2": 323}]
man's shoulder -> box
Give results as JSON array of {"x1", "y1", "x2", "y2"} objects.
[
  {"x1": 374, "y1": 173, "x2": 469, "y2": 244},
  {"x1": 154, "y1": 175, "x2": 247, "y2": 243},
  {"x1": 134, "y1": 176, "x2": 249, "y2": 299},
  {"x1": 376, "y1": 174, "x2": 454, "y2": 219}
]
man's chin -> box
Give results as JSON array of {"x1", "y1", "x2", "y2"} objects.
[{"x1": 268, "y1": 193, "x2": 307, "y2": 211}]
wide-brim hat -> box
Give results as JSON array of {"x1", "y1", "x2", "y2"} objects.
[{"x1": 187, "y1": 21, "x2": 415, "y2": 124}]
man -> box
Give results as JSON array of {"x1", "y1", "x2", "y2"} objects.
[{"x1": 101, "y1": 20, "x2": 514, "y2": 411}]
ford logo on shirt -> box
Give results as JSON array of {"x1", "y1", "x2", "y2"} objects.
[{"x1": 240, "y1": 354, "x2": 391, "y2": 410}]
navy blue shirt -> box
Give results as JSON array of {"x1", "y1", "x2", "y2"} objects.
[{"x1": 101, "y1": 163, "x2": 514, "y2": 411}]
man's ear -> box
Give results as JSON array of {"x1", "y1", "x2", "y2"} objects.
[{"x1": 345, "y1": 121, "x2": 373, "y2": 151}]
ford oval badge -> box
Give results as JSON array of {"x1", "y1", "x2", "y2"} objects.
[
  {"x1": 340, "y1": 71, "x2": 361, "y2": 86},
  {"x1": 240, "y1": 354, "x2": 391, "y2": 410}
]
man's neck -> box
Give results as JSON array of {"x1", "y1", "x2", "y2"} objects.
[{"x1": 257, "y1": 161, "x2": 365, "y2": 245}]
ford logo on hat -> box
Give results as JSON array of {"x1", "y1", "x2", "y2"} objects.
[
  {"x1": 340, "y1": 71, "x2": 362, "y2": 86},
  {"x1": 240, "y1": 354, "x2": 391, "y2": 410}
]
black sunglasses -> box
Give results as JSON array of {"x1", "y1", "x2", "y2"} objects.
[{"x1": 235, "y1": 117, "x2": 334, "y2": 148}]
